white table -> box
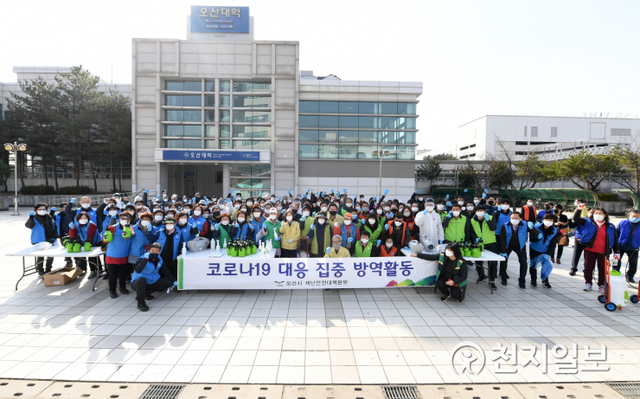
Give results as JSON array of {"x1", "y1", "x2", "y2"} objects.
[
  {"x1": 6, "y1": 244, "x2": 106, "y2": 291},
  {"x1": 180, "y1": 247, "x2": 277, "y2": 260}
]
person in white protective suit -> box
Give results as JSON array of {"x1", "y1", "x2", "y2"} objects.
[{"x1": 413, "y1": 198, "x2": 444, "y2": 252}]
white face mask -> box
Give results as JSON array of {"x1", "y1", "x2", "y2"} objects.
[
  {"x1": 141, "y1": 220, "x2": 150, "y2": 227},
  {"x1": 473, "y1": 200, "x2": 480, "y2": 205},
  {"x1": 79, "y1": 219, "x2": 88, "y2": 225},
  {"x1": 269, "y1": 215, "x2": 277, "y2": 220},
  {"x1": 179, "y1": 218, "x2": 188, "y2": 225},
  {"x1": 369, "y1": 219, "x2": 376, "y2": 225},
  {"x1": 419, "y1": 197, "x2": 424, "y2": 201},
  {"x1": 109, "y1": 210, "x2": 118, "y2": 216},
  {"x1": 221, "y1": 220, "x2": 229, "y2": 225},
  {"x1": 543, "y1": 220, "x2": 554, "y2": 227},
  {"x1": 155, "y1": 215, "x2": 163, "y2": 221},
  {"x1": 452, "y1": 211, "x2": 460, "y2": 217},
  {"x1": 386, "y1": 243, "x2": 393, "y2": 248},
  {"x1": 318, "y1": 219, "x2": 326, "y2": 225},
  {"x1": 425, "y1": 206, "x2": 434, "y2": 212},
  {"x1": 501, "y1": 205, "x2": 510, "y2": 211},
  {"x1": 361, "y1": 239, "x2": 369, "y2": 245},
  {"x1": 321, "y1": 207, "x2": 328, "y2": 212},
  {"x1": 445, "y1": 249, "x2": 454, "y2": 257},
  {"x1": 81, "y1": 203, "x2": 91, "y2": 209},
  {"x1": 394, "y1": 221, "x2": 402, "y2": 227},
  {"x1": 286, "y1": 216, "x2": 293, "y2": 221},
  {"x1": 437, "y1": 205, "x2": 445, "y2": 211},
  {"x1": 527, "y1": 202, "x2": 534, "y2": 207},
  {"x1": 467, "y1": 206, "x2": 474, "y2": 211},
  {"x1": 254, "y1": 212, "x2": 262, "y2": 218},
  {"x1": 120, "y1": 220, "x2": 129, "y2": 226},
  {"x1": 412, "y1": 207, "x2": 419, "y2": 212},
  {"x1": 303, "y1": 211, "x2": 310, "y2": 217},
  {"x1": 37, "y1": 210, "x2": 47, "y2": 216},
  {"x1": 457, "y1": 201, "x2": 464, "y2": 206},
  {"x1": 346, "y1": 203, "x2": 352, "y2": 207},
  {"x1": 277, "y1": 206, "x2": 282, "y2": 211},
  {"x1": 237, "y1": 217, "x2": 245, "y2": 223},
  {"x1": 476, "y1": 211, "x2": 485, "y2": 218},
  {"x1": 593, "y1": 214, "x2": 605, "y2": 222},
  {"x1": 247, "y1": 201, "x2": 253, "y2": 206},
  {"x1": 384, "y1": 207, "x2": 391, "y2": 211},
  {"x1": 377, "y1": 209, "x2": 383, "y2": 215},
  {"x1": 404, "y1": 212, "x2": 411, "y2": 217},
  {"x1": 194, "y1": 211, "x2": 201, "y2": 216},
  {"x1": 345, "y1": 220, "x2": 351, "y2": 226},
  {"x1": 510, "y1": 219, "x2": 520, "y2": 226},
  {"x1": 165, "y1": 224, "x2": 175, "y2": 230}
]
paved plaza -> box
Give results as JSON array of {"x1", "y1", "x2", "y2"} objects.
[{"x1": 1, "y1": 211, "x2": 640, "y2": 386}]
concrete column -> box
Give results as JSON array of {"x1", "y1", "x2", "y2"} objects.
[{"x1": 222, "y1": 164, "x2": 231, "y2": 197}]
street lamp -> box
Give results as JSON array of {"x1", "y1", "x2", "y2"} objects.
[
  {"x1": 4, "y1": 142, "x2": 27, "y2": 215},
  {"x1": 373, "y1": 146, "x2": 389, "y2": 198}
]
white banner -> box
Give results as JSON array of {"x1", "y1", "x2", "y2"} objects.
[{"x1": 177, "y1": 253, "x2": 438, "y2": 290}]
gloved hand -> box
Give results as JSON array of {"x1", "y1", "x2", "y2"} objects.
[
  {"x1": 103, "y1": 198, "x2": 109, "y2": 204},
  {"x1": 230, "y1": 190, "x2": 234, "y2": 194},
  {"x1": 414, "y1": 190, "x2": 419, "y2": 194},
  {"x1": 438, "y1": 240, "x2": 443, "y2": 244},
  {"x1": 352, "y1": 214, "x2": 358, "y2": 220},
  {"x1": 310, "y1": 224, "x2": 315, "y2": 230},
  {"x1": 445, "y1": 195, "x2": 449, "y2": 200},
  {"x1": 281, "y1": 209, "x2": 286, "y2": 214},
  {"x1": 343, "y1": 188, "x2": 347, "y2": 194},
  {"x1": 484, "y1": 189, "x2": 488, "y2": 193},
  {"x1": 334, "y1": 222, "x2": 339, "y2": 227},
  {"x1": 275, "y1": 236, "x2": 281, "y2": 241},
  {"x1": 192, "y1": 197, "x2": 196, "y2": 203},
  {"x1": 331, "y1": 189, "x2": 334, "y2": 194},
  {"x1": 51, "y1": 207, "x2": 56, "y2": 211},
  {"x1": 347, "y1": 237, "x2": 353, "y2": 243},
  {"x1": 527, "y1": 221, "x2": 534, "y2": 229},
  {"x1": 446, "y1": 201, "x2": 452, "y2": 207},
  {"x1": 389, "y1": 212, "x2": 394, "y2": 219},
  {"x1": 192, "y1": 223, "x2": 197, "y2": 229},
  {"x1": 373, "y1": 196, "x2": 377, "y2": 201},
  {"x1": 464, "y1": 189, "x2": 468, "y2": 193},
  {"x1": 448, "y1": 211, "x2": 453, "y2": 218},
  {"x1": 307, "y1": 188, "x2": 311, "y2": 193},
  {"x1": 403, "y1": 246, "x2": 410, "y2": 251},
  {"x1": 287, "y1": 239, "x2": 293, "y2": 244},
  {"x1": 226, "y1": 198, "x2": 232, "y2": 203},
  {"x1": 500, "y1": 253, "x2": 508, "y2": 258},
  {"x1": 476, "y1": 238, "x2": 480, "y2": 243},
  {"x1": 312, "y1": 211, "x2": 316, "y2": 217},
  {"x1": 326, "y1": 247, "x2": 331, "y2": 254},
  {"x1": 302, "y1": 194, "x2": 307, "y2": 199},
  {"x1": 287, "y1": 189, "x2": 291, "y2": 195},
  {"x1": 234, "y1": 222, "x2": 239, "y2": 228},
  {"x1": 279, "y1": 197, "x2": 282, "y2": 202},
  {"x1": 214, "y1": 224, "x2": 219, "y2": 231},
  {"x1": 301, "y1": 216, "x2": 306, "y2": 222},
  {"x1": 29, "y1": 211, "x2": 35, "y2": 216},
  {"x1": 167, "y1": 281, "x2": 178, "y2": 293},
  {"x1": 320, "y1": 191, "x2": 324, "y2": 197},
  {"x1": 482, "y1": 193, "x2": 486, "y2": 199},
  {"x1": 145, "y1": 189, "x2": 149, "y2": 193},
  {"x1": 70, "y1": 198, "x2": 76, "y2": 204},
  {"x1": 157, "y1": 195, "x2": 161, "y2": 200},
  {"x1": 384, "y1": 189, "x2": 389, "y2": 195},
  {"x1": 376, "y1": 239, "x2": 382, "y2": 246}
]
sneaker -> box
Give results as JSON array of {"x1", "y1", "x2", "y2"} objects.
[
  {"x1": 146, "y1": 292, "x2": 155, "y2": 300},
  {"x1": 501, "y1": 279, "x2": 508, "y2": 286},
  {"x1": 490, "y1": 282, "x2": 498, "y2": 290},
  {"x1": 110, "y1": 290, "x2": 118, "y2": 299},
  {"x1": 583, "y1": 283, "x2": 592, "y2": 292},
  {"x1": 119, "y1": 287, "x2": 129, "y2": 295},
  {"x1": 87, "y1": 271, "x2": 97, "y2": 279},
  {"x1": 598, "y1": 285, "x2": 605, "y2": 293},
  {"x1": 550, "y1": 258, "x2": 555, "y2": 263},
  {"x1": 569, "y1": 269, "x2": 577, "y2": 276},
  {"x1": 543, "y1": 280, "x2": 552, "y2": 289},
  {"x1": 476, "y1": 275, "x2": 487, "y2": 283},
  {"x1": 441, "y1": 294, "x2": 451, "y2": 301},
  {"x1": 36, "y1": 268, "x2": 45, "y2": 277},
  {"x1": 627, "y1": 276, "x2": 636, "y2": 283},
  {"x1": 531, "y1": 281, "x2": 537, "y2": 287},
  {"x1": 519, "y1": 283, "x2": 526, "y2": 289},
  {"x1": 137, "y1": 300, "x2": 149, "y2": 312},
  {"x1": 557, "y1": 259, "x2": 562, "y2": 265}
]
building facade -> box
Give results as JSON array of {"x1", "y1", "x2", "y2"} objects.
[{"x1": 131, "y1": 6, "x2": 422, "y2": 198}]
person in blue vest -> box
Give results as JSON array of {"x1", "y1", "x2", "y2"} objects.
[
  {"x1": 529, "y1": 214, "x2": 557, "y2": 288},
  {"x1": 127, "y1": 212, "x2": 155, "y2": 280},
  {"x1": 154, "y1": 217, "x2": 183, "y2": 282},
  {"x1": 189, "y1": 205, "x2": 210, "y2": 238},
  {"x1": 499, "y1": 212, "x2": 542, "y2": 288},
  {"x1": 233, "y1": 210, "x2": 255, "y2": 241},
  {"x1": 573, "y1": 208, "x2": 618, "y2": 292},
  {"x1": 494, "y1": 199, "x2": 512, "y2": 237},
  {"x1": 340, "y1": 212, "x2": 359, "y2": 256},
  {"x1": 249, "y1": 206, "x2": 266, "y2": 245},
  {"x1": 25, "y1": 203, "x2": 59, "y2": 276},
  {"x1": 102, "y1": 203, "x2": 120, "y2": 232},
  {"x1": 54, "y1": 202, "x2": 74, "y2": 268},
  {"x1": 176, "y1": 211, "x2": 199, "y2": 243},
  {"x1": 617, "y1": 210, "x2": 640, "y2": 283},
  {"x1": 102, "y1": 211, "x2": 134, "y2": 298},
  {"x1": 537, "y1": 202, "x2": 554, "y2": 222},
  {"x1": 65, "y1": 196, "x2": 100, "y2": 232},
  {"x1": 68, "y1": 211, "x2": 102, "y2": 279},
  {"x1": 131, "y1": 243, "x2": 176, "y2": 312}
]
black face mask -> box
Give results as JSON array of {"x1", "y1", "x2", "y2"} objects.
[
  {"x1": 329, "y1": 211, "x2": 337, "y2": 216},
  {"x1": 213, "y1": 211, "x2": 220, "y2": 217},
  {"x1": 488, "y1": 201, "x2": 494, "y2": 205},
  {"x1": 149, "y1": 253, "x2": 159, "y2": 261}
]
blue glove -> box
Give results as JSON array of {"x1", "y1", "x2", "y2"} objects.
[
  {"x1": 352, "y1": 214, "x2": 358, "y2": 220},
  {"x1": 312, "y1": 211, "x2": 317, "y2": 217},
  {"x1": 303, "y1": 194, "x2": 307, "y2": 199},
  {"x1": 275, "y1": 236, "x2": 281, "y2": 241},
  {"x1": 376, "y1": 239, "x2": 382, "y2": 246},
  {"x1": 446, "y1": 201, "x2": 452, "y2": 207},
  {"x1": 482, "y1": 193, "x2": 487, "y2": 199},
  {"x1": 310, "y1": 224, "x2": 315, "y2": 230},
  {"x1": 167, "y1": 282, "x2": 178, "y2": 293},
  {"x1": 287, "y1": 189, "x2": 291, "y2": 195},
  {"x1": 384, "y1": 189, "x2": 389, "y2": 195},
  {"x1": 343, "y1": 188, "x2": 347, "y2": 194},
  {"x1": 29, "y1": 211, "x2": 35, "y2": 216},
  {"x1": 464, "y1": 189, "x2": 468, "y2": 193},
  {"x1": 326, "y1": 247, "x2": 331, "y2": 254},
  {"x1": 445, "y1": 195, "x2": 449, "y2": 200},
  {"x1": 320, "y1": 191, "x2": 324, "y2": 197},
  {"x1": 538, "y1": 234, "x2": 543, "y2": 240},
  {"x1": 373, "y1": 196, "x2": 377, "y2": 201},
  {"x1": 145, "y1": 189, "x2": 149, "y2": 193},
  {"x1": 403, "y1": 246, "x2": 410, "y2": 251},
  {"x1": 476, "y1": 238, "x2": 480, "y2": 243},
  {"x1": 157, "y1": 195, "x2": 161, "y2": 200},
  {"x1": 414, "y1": 190, "x2": 418, "y2": 194},
  {"x1": 70, "y1": 198, "x2": 76, "y2": 204},
  {"x1": 500, "y1": 253, "x2": 507, "y2": 258},
  {"x1": 214, "y1": 224, "x2": 219, "y2": 231},
  {"x1": 331, "y1": 189, "x2": 334, "y2": 194},
  {"x1": 438, "y1": 240, "x2": 443, "y2": 244},
  {"x1": 389, "y1": 212, "x2": 394, "y2": 219},
  {"x1": 279, "y1": 197, "x2": 282, "y2": 202},
  {"x1": 191, "y1": 223, "x2": 197, "y2": 229},
  {"x1": 230, "y1": 190, "x2": 234, "y2": 194},
  {"x1": 226, "y1": 198, "x2": 232, "y2": 203},
  {"x1": 281, "y1": 209, "x2": 286, "y2": 214},
  {"x1": 234, "y1": 222, "x2": 239, "y2": 228},
  {"x1": 484, "y1": 189, "x2": 488, "y2": 193},
  {"x1": 527, "y1": 221, "x2": 533, "y2": 229},
  {"x1": 347, "y1": 237, "x2": 353, "y2": 243},
  {"x1": 301, "y1": 216, "x2": 306, "y2": 222},
  {"x1": 448, "y1": 211, "x2": 453, "y2": 218},
  {"x1": 51, "y1": 207, "x2": 56, "y2": 211},
  {"x1": 307, "y1": 188, "x2": 311, "y2": 193},
  {"x1": 192, "y1": 197, "x2": 196, "y2": 203},
  {"x1": 423, "y1": 209, "x2": 429, "y2": 215}
]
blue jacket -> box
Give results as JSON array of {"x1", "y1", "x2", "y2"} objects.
[
  {"x1": 501, "y1": 221, "x2": 541, "y2": 251},
  {"x1": 235, "y1": 222, "x2": 252, "y2": 240},
  {"x1": 129, "y1": 222, "x2": 152, "y2": 258},
  {"x1": 189, "y1": 216, "x2": 208, "y2": 235},
  {"x1": 30, "y1": 218, "x2": 47, "y2": 244},
  {"x1": 529, "y1": 223, "x2": 557, "y2": 253},
  {"x1": 105, "y1": 224, "x2": 133, "y2": 259},
  {"x1": 340, "y1": 223, "x2": 358, "y2": 245},
  {"x1": 617, "y1": 220, "x2": 640, "y2": 250},
  {"x1": 131, "y1": 253, "x2": 163, "y2": 285},
  {"x1": 573, "y1": 210, "x2": 617, "y2": 253},
  {"x1": 156, "y1": 228, "x2": 183, "y2": 260},
  {"x1": 177, "y1": 222, "x2": 196, "y2": 243},
  {"x1": 495, "y1": 210, "x2": 512, "y2": 236},
  {"x1": 55, "y1": 211, "x2": 74, "y2": 237},
  {"x1": 70, "y1": 221, "x2": 101, "y2": 245},
  {"x1": 249, "y1": 217, "x2": 266, "y2": 244}
]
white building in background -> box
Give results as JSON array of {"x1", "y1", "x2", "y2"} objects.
[
  {"x1": 448, "y1": 115, "x2": 640, "y2": 161},
  {"x1": 0, "y1": 67, "x2": 131, "y2": 192}
]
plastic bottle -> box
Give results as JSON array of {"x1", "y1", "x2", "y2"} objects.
[
  {"x1": 609, "y1": 271, "x2": 628, "y2": 308},
  {"x1": 182, "y1": 242, "x2": 188, "y2": 256}
]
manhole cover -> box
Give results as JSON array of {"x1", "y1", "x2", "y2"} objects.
[
  {"x1": 382, "y1": 386, "x2": 420, "y2": 399},
  {"x1": 609, "y1": 383, "x2": 640, "y2": 399},
  {"x1": 138, "y1": 385, "x2": 186, "y2": 399}
]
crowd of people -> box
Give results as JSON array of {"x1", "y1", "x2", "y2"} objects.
[{"x1": 24, "y1": 188, "x2": 640, "y2": 309}]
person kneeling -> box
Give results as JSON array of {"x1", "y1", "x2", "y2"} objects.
[
  {"x1": 324, "y1": 235, "x2": 351, "y2": 258},
  {"x1": 131, "y1": 243, "x2": 176, "y2": 312},
  {"x1": 411, "y1": 242, "x2": 467, "y2": 302}
]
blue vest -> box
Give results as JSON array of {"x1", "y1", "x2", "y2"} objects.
[
  {"x1": 156, "y1": 229, "x2": 182, "y2": 260},
  {"x1": 71, "y1": 222, "x2": 101, "y2": 245},
  {"x1": 76, "y1": 208, "x2": 98, "y2": 228},
  {"x1": 504, "y1": 221, "x2": 530, "y2": 251},
  {"x1": 575, "y1": 218, "x2": 597, "y2": 243},
  {"x1": 30, "y1": 218, "x2": 47, "y2": 244},
  {"x1": 495, "y1": 211, "x2": 512, "y2": 236},
  {"x1": 235, "y1": 222, "x2": 251, "y2": 240},
  {"x1": 249, "y1": 217, "x2": 265, "y2": 244},
  {"x1": 581, "y1": 219, "x2": 615, "y2": 250},
  {"x1": 129, "y1": 222, "x2": 151, "y2": 258},
  {"x1": 105, "y1": 225, "x2": 133, "y2": 258},
  {"x1": 177, "y1": 223, "x2": 195, "y2": 243},
  {"x1": 618, "y1": 220, "x2": 640, "y2": 249},
  {"x1": 131, "y1": 253, "x2": 163, "y2": 285},
  {"x1": 340, "y1": 223, "x2": 358, "y2": 245},
  {"x1": 529, "y1": 223, "x2": 557, "y2": 253},
  {"x1": 189, "y1": 216, "x2": 208, "y2": 234}
]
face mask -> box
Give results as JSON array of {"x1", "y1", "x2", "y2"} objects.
[
  {"x1": 165, "y1": 224, "x2": 175, "y2": 230},
  {"x1": 238, "y1": 217, "x2": 246, "y2": 223},
  {"x1": 194, "y1": 211, "x2": 201, "y2": 216},
  {"x1": 109, "y1": 210, "x2": 117, "y2": 216},
  {"x1": 361, "y1": 239, "x2": 369, "y2": 245},
  {"x1": 467, "y1": 206, "x2": 474, "y2": 211},
  {"x1": 167, "y1": 214, "x2": 175, "y2": 220},
  {"x1": 346, "y1": 203, "x2": 352, "y2": 207},
  {"x1": 476, "y1": 211, "x2": 485, "y2": 218},
  {"x1": 501, "y1": 205, "x2": 510, "y2": 211},
  {"x1": 149, "y1": 253, "x2": 159, "y2": 261},
  {"x1": 384, "y1": 207, "x2": 390, "y2": 211},
  {"x1": 510, "y1": 219, "x2": 520, "y2": 226},
  {"x1": 543, "y1": 220, "x2": 553, "y2": 227},
  {"x1": 303, "y1": 211, "x2": 310, "y2": 217},
  {"x1": 321, "y1": 207, "x2": 328, "y2": 212},
  {"x1": 488, "y1": 201, "x2": 494, "y2": 205},
  {"x1": 155, "y1": 215, "x2": 163, "y2": 221},
  {"x1": 527, "y1": 202, "x2": 534, "y2": 207},
  {"x1": 179, "y1": 218, "x2": 188, "y2": 225},
  {"x1": 630, "y1": 217, "x2": 640, "y2": 224},
  {"x1": 394, "y1": 221, "x2": 402, "y2": 227},
  {"x1": 81, "y1": 203, "x2": 91, "y2": 209},
  {"x1": 377, "y1": 209, "x2": 383, "y2": 215},
  {"x1": 411, "y1": 207, "x2": 419, "y2": 213},
  {"x1": 333, "y1": 244, "x2": 341, "y2": 249},
  {"x1": 593, "y1": 214, "x2": 605, "y2": 222},
  {"x1": 445, "y1": 250, "x2": 454, "y2": 257},
  {"x1": 120, "y1": 220, "x2": 129, "y2": 226},
  {"x1": 422, "y1": 206, "x2": 433, "y2": 213},
  {"x1": 270, "y1": 215, "x2": 277, "y2": 220},
  {"x1": 318, "y1": 219, "x2": 326, "y2": 225},
  {"x1": 37, "y1": 210, "x2": 47, "y2": 216},
  {"x1": 221, "y1": 220, "x2": 229, "y2": 226},
  {"x1": 386, "y1": 243, "x2": 393, "y2": 248},
  {"x1": 369, "y1": 219, "x2": 376, "y2": 225},
  {"x1": 247, "y1": 201, "x2": 253, "y2": 206},
  {"x1": 254, "y1": 212, "x2": 262, "y2": 218},
  {"x1": 141, "y1": 220, "x2": 150, "y2": 227},
  {"x1": 286, "y1": 216, "x2": 293, "y2": 221},
  {"x1": 277, "y1": 206, "x2": 282, "y2": 211},
  {"x1": 473, "y1": 200, "x2": 480, "y2": 205},
  {"x1": 362, "y1": 208, "x2": 369, "y2": 212},
  {"x1": 329, "y1": 210, "x2": 337, "y2": 216},
  {"x1": 437, "y1": 205, "x2": 445, "y2": 211},
  {"x1": 234, "y1": 205, "x2": 240, "y2": 209},
  {"x1": 457, "y1": 201, "x2": 464, "y2": 206},
  {"x1": 203, "y1": 214, "x2": 210, "y2": 219},
  {"x1": 79, "y1": 219, "x2": 88, "y2": 225},
  {"x1": 419, "y1": 197, "x2": 424, "y2": 201},
  {"x1": 404, "y1": 211, "x2": 411, "y2": 217},
  {"x1": 115, "y1": 198, "x2": 121, "y2": 203}
]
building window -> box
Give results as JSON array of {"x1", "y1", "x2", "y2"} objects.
[
  {"x1": 299, "y1": 101, "x2": 319, "y2": 113},
  {"x1": 233, "y1": 81, "x2": 270, "y2": 92},
  {"x1": 319, "y1": 101, "x2": 339, "y2": 113},
  {"x1": 233, "y1": 95, "x2": 271, "y2": 108},
  {"x1": 531, "y1": 126, "x2": 538, "y2": 137},
  {"x1": 299, "y1": 145, "x2": 318, "y2": 158},
  {"x1": 299, "y1": 130, "x2": 318, "y2": 142},
  {"x1": 339, "y1": 102, "x2": 358, "y2": 113},
  {"x1": 611, "y1": 128, "x2": 631, "y2": 136},
  {"x1": 233, "y1": 125, "x2": 272, "y2": 138},
  {"x1": 551, "y1": 127, "x2": 557, "y2": 138},
  {"x1": 524, "y1": 126, "x2": 527, "y2": 137}
]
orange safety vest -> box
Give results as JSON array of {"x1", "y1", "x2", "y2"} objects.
[
  {"x1": 380, "y1": 245, "x2": 397, "y2": 257},
  {"x1": 387, "y1": 221, "x2": 406, "y2": 246},
  {"x1": 523, "y1": 205, "x2": 537, "y2": 221}
]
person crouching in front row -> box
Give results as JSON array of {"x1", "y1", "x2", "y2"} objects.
[
  {"x1": 131, "y1": 243, "x2": 176, "y2": 312},
  {"x1": 324, "y1": 235, "x2": 350, "y2": 258},
  {"x1": 411, "y1": 242, "x2": 468, "y2": 302}
]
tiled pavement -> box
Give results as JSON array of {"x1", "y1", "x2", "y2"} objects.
[{"x1": 2, "y1": 211, "x2": 640, "y2": 385}]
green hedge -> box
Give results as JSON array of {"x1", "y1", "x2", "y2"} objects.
[
  {"x1": 597, "y1": 193, "x2": 619, "y2": 201},
  {"x1": 19, "y1": 185, "x2": 56, "y2": 195},
  {"x1": 57, "y1": 186, "x2": 92, "y2": 195}
]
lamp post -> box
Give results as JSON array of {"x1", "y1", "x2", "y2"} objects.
[
  {"x1": 4, "y1": 142, "x2": 27, "y2": 215},
  {"x1": 373, "y1": 146, "x2": 389, "y2": 198}
]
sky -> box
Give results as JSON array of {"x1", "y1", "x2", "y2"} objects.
[{"x1": 1, "y1": 0, "x2": 639, "y2": 152}]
